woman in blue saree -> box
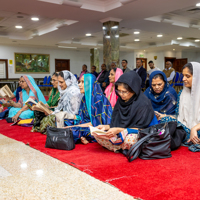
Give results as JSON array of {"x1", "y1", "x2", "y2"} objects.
[
  {"x1": 64, "y1": 74, "x2": 113, "y2": 144},
  {"x1": 144, "y1": 71, "x2": 177, "y2": 118},
  {"x1": 8, "y1": 75, "x2": 46, "y2": 122}
]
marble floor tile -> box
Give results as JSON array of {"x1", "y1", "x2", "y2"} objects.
[{"x1": 0, "y1": 134, "x2": 135, "y2": 200}]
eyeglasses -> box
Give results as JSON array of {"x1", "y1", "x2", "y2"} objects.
[
  {"x1": 151, "y1": 83, "x2": 164, "y2": 88},
  {"x1": 19, "y1": 81, "x2": 25, "y2": 83},
  {"x1": 116, "y1": 90, "x2": 129, "y2": 95}
]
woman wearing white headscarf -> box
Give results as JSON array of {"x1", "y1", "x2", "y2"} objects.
[
  {"x1": 161, "y1": 62, "x2": 200, "y2": 152},
  {"x1": 32, "y1": 70, "x2": 81, "y2": 133}
]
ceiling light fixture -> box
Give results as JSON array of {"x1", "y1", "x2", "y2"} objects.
[
  {"x1": 177, "y1": 37, "x2": 183, "y2": 40},
  {"x1": 115, "y1": 35, "x2": 119, "y2": 38},
  {"x1": 196, "y1": 3, "x2": 200, "y2": 6},
  {"x1": 144, "y1": 50, "x2": 146, "y2": 52},
  {"x1": 134, "y1": 39, "x2": 140, "y2": 41},
  {"x1": 195, "y1": 39, "x2": 200, "y2": 42},
  {"x1": 111, "y1": 26, "x2": 118, "y2": 29},
  {"x1": 105, "y1": 35, "x2": 110, "y2": 39},
  {"x1": 102, "y1": 26, "x2": 106, "y2": 30},
  {"x1": 85, "y1": 33, "x2": 91, "y2": 36},
  {"x1": 157, "y1": 34, "x2": 163, "y2": 37},
  {"x1": 134, "y1": 31, "x2": 140, "y2": 34},
  {"x1": 15, "y1": 25, "x2": 22, "y2": 29},
  {"x1": 31, "y1": 17, "x2": 39, "y2": 21},
  {"x1": 173, "y1": 49, "x2": 175, "y2": 51}
]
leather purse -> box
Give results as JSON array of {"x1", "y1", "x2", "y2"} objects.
[
  {"x1": 126, "y1": 123, "x2": 171, "y2": 162},
  {"x1": 45, "y1": 126, "x2": 75, "y2": 150}
]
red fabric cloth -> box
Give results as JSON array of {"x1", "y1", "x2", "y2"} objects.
[{"x1": 1, "y1": 119, "x2": 200, "y2": 200}]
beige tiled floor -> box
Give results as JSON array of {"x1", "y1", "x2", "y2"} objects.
[{"x1": 0, "y1": 134, "x2": 135, "y2": 200}]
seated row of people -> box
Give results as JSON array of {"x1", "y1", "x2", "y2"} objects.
[{"x1": 1, "y1": 62, "x2": 199, "y2": 153}]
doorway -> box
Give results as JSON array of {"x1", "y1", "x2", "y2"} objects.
[
  {"x1": 0, "y1": 59, "x2": 8, "y2": 80},
  {"x1": 136, "y1": 58, "x2": 147, "y2": 70},
  {"x1": 55, "y1": 59, "x2": 70, "y2": 72}
]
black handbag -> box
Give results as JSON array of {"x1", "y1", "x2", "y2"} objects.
[
  {"x1": 45, "y1": 126, "x2": 75, "y2": 150},
  {"x1": 126, "y1": 123, "x2": 171, "y2": 162}
]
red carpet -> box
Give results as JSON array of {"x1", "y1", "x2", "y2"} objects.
[{"x1": 1, "y1": 120, "x2": 200, "y2": 200}]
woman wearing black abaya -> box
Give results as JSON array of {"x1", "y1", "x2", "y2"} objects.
[{"x1": 93, "y1": 71, "x2": 158, "y2": 152}]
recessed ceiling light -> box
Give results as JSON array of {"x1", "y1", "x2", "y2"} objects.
[
  {"x1": 85, "y1": 33, "x2": 91, "y2": 36},
  {"x1": 102, "y1": 26, "x2": 106, "y2": 30},
  {"x1": 195, "y1": 39, "x2": 200, "y2": 42},
  {"x1": 196, "y1": 3, "x2": 200, "y2": 6},
  {"x1": 177, "y1": 37, "x2": 183, "y2": 40},
  {"x1": 144, "y1": 50, "x2": 146, "y2": 52},
  {"x1": 134, "y1": 39, "x2": 140, "y2": 41},
  {"x1": 31, "y1": 17, "x2": 39, "y2": 21},
  {"x1": 134, "y1": 31, "x2": 140, "y2": 34},
  {"x1": 15, "y1": 25, "x2": 22, "y2": 29},
  {"x1": 115, "y1": 35, "x2": 119, "y2": 38},
  {"x1": 105, "y1": 35, "x2": 110, "y2": 39},
  {"x1": 173, "y1": 49, "x2": 175, "y2": 51},
  {"x1": 157, "y1": 34, "x2": 163, "y2": 37}
]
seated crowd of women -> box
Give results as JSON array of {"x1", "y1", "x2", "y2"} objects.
[{"x1": 0, "y1": 62, "x2": 200, "y2": 153}]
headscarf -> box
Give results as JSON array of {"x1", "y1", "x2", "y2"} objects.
[
  {"x1": 47, "y1": 87, "x2": 60, "y2": 107},
  {"x1": 105, "y1": 68, "x2": 123, "y2": 107},
  {"x1": 54, "y1": 70, "x2": 81, "y2": 115},
  {"x1": 110, "y1": 71, "x2": 154, "y2": 128},
  {"x1": 178, "y1": 62, "x2": 200, "y2": 129},
  {"x1": 144, "y1": 71, "x2": 177, "y2": 115},
  {"x1": 79, "y1": 74, "x2": 112, "y2": 126},
  {"x1": 22, "y1": 75, "x2": 46, "y2": 104}
]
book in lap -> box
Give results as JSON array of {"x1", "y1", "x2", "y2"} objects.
[
  {"x1": 89, "y1": 126, "x2": 107, "y2": 136},
  {"x1": 0, "y1": 85, "x2": 14, "y2": 98},
  {"x1": 25, "y1": 98, "x2": 51, "y2": 115}
]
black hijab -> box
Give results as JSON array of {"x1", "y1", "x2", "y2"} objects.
[{"x1": 110, "y1": 71, "x2": 154, "y2": 128}]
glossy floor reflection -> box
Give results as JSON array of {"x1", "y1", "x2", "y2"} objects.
[{"x1": 0, "y1": 134, "x2": 135, "y2": 200}]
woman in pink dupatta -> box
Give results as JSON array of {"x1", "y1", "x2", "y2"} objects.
[{"x1": 105, "y1": 68, "x2": 123, "y2": 108}]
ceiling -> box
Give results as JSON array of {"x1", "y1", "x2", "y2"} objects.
[{"x1": 0, "y1": 0, "x2": 200, "y2": 52}]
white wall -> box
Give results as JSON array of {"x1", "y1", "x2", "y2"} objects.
[
  {"x1": 0, "y1": 45, "x2": 91, "y2": 78},
  {"x1": 182, "y1": 51, "x2": 200, "y2": 63}
]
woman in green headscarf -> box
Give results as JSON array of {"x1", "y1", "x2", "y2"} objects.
[
  {"x1": 46, "y1": 72, "x2": 60, "y2": 110},
  {"x1": 31, "y1": 72, "x2": 60, "y2": 132}
]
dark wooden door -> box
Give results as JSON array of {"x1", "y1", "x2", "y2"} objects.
[
  {"x1": 55, "y1": 59, "x2": 70, "y2": 72},
  {"x1": 136, "y1": 58, "x2": 147, "y2": 70},
  {"x1": 174, "y1": 58, "x2": 188, "y2": 72}
]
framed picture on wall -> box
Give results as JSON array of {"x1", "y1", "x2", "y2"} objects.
[{"x1": 14, "y1": 53, "x2": 50, "y2": 73}]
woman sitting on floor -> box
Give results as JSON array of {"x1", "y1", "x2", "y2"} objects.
[
  {"x1": 160, "y1": 62, "x2": 200, "y2": 152},
  {"x1": 0, "y1": 77, "x2": 22, "y2": 118},
  {"x1": 32, "y1": 70, "x2": 81, "y2": 133},
  {"x1": 93, "y1": 71, "x2": 157, "y2": 152},
  {"x1": 144, "y1": 71, "x2": 177, "y2": 118},
  {"x1": 8, "y1": 75, "x2": 46, "y2": 123},
  {"x1": 31, "y1": 72, "x2": 60, "y2": 132},
  {"x1": 64, "y1": 74, "x2": 113, "y2": 144},
  {"x1": 105, "y1": 67, "x2": 123, "y2": 108},
  {"x1": 46, "y1": 72, "x2": 60, "y2": 110}
]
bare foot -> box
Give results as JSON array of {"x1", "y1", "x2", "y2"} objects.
[
  {"x1": 0, "y1": 107, "x2": 3, "y2": 113},
  {"x1": 81, "y1": 137, "x2": 89, "y2": 145}
]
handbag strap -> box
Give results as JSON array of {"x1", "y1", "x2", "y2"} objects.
[{"x1": 126, "y1": 127, "x2": 157, "y2": 162}]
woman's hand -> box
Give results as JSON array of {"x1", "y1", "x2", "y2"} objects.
[
  {"x1": 96, "y1": 124, "x2": 110, "y2": 131},
  {"x1": 3, "y1": 102, "x2": 11, "y2": 107},
  {"x1": 155, "y1": 111, "x2": 166, "y2": 120},
  {"x1": 12, "y1": 112, "x2": 20, "y2": 123},
  {"x1": 188, "y1": 127, "x2": 200, "y2": 144},
  {"x1": 105, "y1": 127, "x2": 124, "y2": 138}
]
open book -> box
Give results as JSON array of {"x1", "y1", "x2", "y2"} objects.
[
  {"x1": 0, "y1": 85, "x2": 14, "y2": 98},
  {"x1": 89, "y1": 126, "x2": 107, "y2": 136},
  {"x1": 25, "y1": 98, "x2": 52, "y2": 115}
]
